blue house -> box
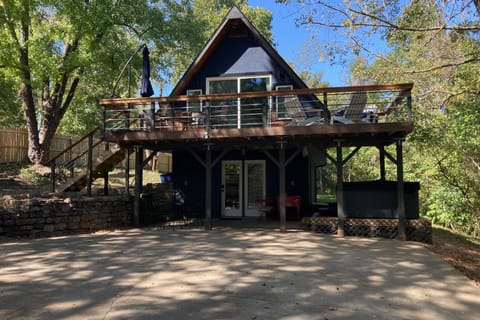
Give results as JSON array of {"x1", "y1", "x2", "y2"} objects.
[
  {"x1": 170, "y1": 6, "x2": 323, "y2": 221},
  {"x1": 99, "y1": 6, "x2": 420, "y2": 239}
]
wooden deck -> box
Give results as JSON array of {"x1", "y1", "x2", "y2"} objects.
[
  {"x1": 101, "y1": 83, "x2": 414, "y2": 151},
  {"x1": 104, "y1": 122, "x2": 413, "y2": 151},
  {"x1": 97, "y1": 83, "x2": 416, "y2": 236}
]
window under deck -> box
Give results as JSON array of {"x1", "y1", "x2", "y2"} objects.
[{"x1": 100, "y1": 83, "x2": 414, "y2": 150}]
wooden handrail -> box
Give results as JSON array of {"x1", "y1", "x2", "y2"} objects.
[
  {"x1": 62, "y1": 139, "x2": 104, "y2": 168},
  {"x1": 378, "y1": 88, "x2": 411, "y2": 116},
  {"x1": 100, "y1": 83, "x2": 414, "y2": 106},
  {"x1": 49, "y1": 111, "x2": 123, "y2": 163}
]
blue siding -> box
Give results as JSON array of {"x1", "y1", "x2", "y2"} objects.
[
  {"x1": 181, "y1": 33, "x2": 302, "y2": 95},
  {"x1": 171, "y1": 151, "x2": 205, "y2": 216},
  {"x1": 172, "y1": 148, "x2": 310, "y2": 219}
]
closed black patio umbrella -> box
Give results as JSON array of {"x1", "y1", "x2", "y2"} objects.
[{"x1": 140, "y1": 46, "x2": 154, "y2": 97}]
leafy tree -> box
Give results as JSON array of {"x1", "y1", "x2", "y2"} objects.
[
  {"x1": 275, "y1": 0, "x2": 479, "y2": 64},
  {"x1": 163, "y1": 0, "x2": 274, "y2": 84},
  {"x1": 298, "y1": 70, "x2": 329, "y2": 88},
  {"x1": 278, "y1": 0, "x2": 480, "y2": 235},
  {"x1": 0, "y1": 71, "x2": 22, "y2": 127},
  {"x1": 349, "y1": 2, "x2": 480, "y2": 236},
  {"x1": 0, "y1": 0, "x2": 272, "y2": 163},
  {"x1": 0, "y1": 0, "x2": 165, "y2": 164}
]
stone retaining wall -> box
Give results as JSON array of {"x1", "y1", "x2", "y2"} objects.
[{"x1": 0, "y1": 195, "x2": 133, "y2": 237}]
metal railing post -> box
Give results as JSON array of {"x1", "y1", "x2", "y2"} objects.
[
  {"x1": 125, "y1": 147, "x2": 130, "y2": 195},
  {"x1": 323, "y1": 92, "x2": 331, "y2": 123},
  {"x1": 50, "y1": 159, "x2": 56, "y2": 193},
  {"x1": 150, "y1": 102, "x2": 155, "y2": 131},
  {"x1": 125, "y1": 107, "x2": 131, "y2": 130},
  {"x1": 101, "y1": 104, "x2": 107, "y2": 138},
  {"x1": 205, "y1": 102, "x2": 211, "y2": 136},
  {"x1": 86, "y1": 134, "x2": 93, "y2": 197}
]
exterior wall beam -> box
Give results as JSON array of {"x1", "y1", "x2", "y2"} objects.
[
  {"x1": 188, "y1": 147, "x2": 228, "y2": 230},
  {"x1": 205, "y1": 147, "x2": 212, "y2": 230},
  {"x1": 336, "y1": 141, "x2": 345, "y2": 237},
  {"x1": 279, "y1": 142, "x2": 287, "y2": 232},
  {"x1": 86, "y1": 135, "x2": 93, "y2": 197},
  {"x1": 103, "y1": 171, "x2": 109, "y2": 196},
  {"x1": 378, "y1": 146, "x2": 386, "y2": 181},
  {"x1": 125, "y1": 147, "x2": 130, "y2": 195},
  {"x1": 133, "y1": 146, "x2": 143, "y2": 227},
  {"x1": 396, "y1": 139, "x2": 406, "y2": 240}
]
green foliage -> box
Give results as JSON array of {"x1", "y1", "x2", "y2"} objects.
[
  {"x1": 298, "y1": 70, "x2": 329, "y2": 88},
  {"x1": 0, "y1": 73, "x2": 23, "y2": 127},
  {"x1": 163, "y1": 0, "x2": 273, "y2": 85},
  {"x1": 280, "y1": 0, "x2": 480, "y2": 236},
  {"x1": 0, "y1": 0, "x2": 273, "y2": 160},
  {"x1": 347, "y1": 1, "x2": 480, "y2": 236},
  {"x1": 19, "y1": 166, "x2": 49, "y2": 185}
]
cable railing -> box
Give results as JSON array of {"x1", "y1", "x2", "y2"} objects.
[{"x1": 100, "y1": 83, "x2": 413, "y2": 133}]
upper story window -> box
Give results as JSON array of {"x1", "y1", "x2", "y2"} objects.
[
  {"x1": 207, "y1": 75, "x2": 271, "y2": 94},
  {"x1": 206, "y1": 75, "x2": 271, "y2": 128},
  {"x1": 186, "y1": 89, "x2": 202, "y2": 112}
]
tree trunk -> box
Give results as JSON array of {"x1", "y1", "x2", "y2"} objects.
[
  {"x1": 23, "y1": 83, "x2": 44, "y2": 165},
  {"x1": 16, "y1": 3, "x2": 44, "y2": 165},
  {"x1": 22, "y1": 36, "x2": 81, "y2": 165}
]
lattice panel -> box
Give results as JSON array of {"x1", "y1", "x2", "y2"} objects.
[{"x1": 302, "y1": 217, "x2": 432, "y2": 244}]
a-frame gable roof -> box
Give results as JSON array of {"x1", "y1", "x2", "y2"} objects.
[{"x1": 170, "y1": 6, "x2": 309, "y2": 96}]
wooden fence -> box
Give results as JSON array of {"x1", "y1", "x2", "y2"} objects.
[
  {"x1": 0, "y1": 127, "x2": 77, "y2": 164},
  {"x1": 0, "y1": 127, "x2": 172, "y2": 173},
  {"x1": 125, "y1": 151, "x2": 172, "y2": 173}
]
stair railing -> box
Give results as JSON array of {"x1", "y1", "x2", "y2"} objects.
[{"x1": 49, "y1": 113, "x2": 122, "y2": 194}]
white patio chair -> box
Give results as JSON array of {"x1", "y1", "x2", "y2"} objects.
[{"x1": 331, "y1": 91, "x2": 368, "y2": 124}]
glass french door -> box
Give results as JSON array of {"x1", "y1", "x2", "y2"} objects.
[
  {"x1": 221, "y1": 160, "x2": 266, "y2": 218},
  {"x1": 222, "y1": 161, "x2": 243, "y2": 217}
]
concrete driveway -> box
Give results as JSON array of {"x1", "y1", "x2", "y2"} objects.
[{"x1": 1, "y1": 225, "x2": 479, "y2": 320}]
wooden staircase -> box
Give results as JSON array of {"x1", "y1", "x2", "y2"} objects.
[
  {"x1": 50, "y1": 113, "x2": 132, "y2": 194},
  {"x1": 58, "y1": 145, "x2": 131, "y2": 192}
]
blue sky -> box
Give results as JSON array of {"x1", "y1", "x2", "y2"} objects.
[
  {"x1": 159, "y1": 1, "x2": 352, "y2": 95},
  {"x1": 249, "y1": 0, "x2": 349, "y2": 86}
]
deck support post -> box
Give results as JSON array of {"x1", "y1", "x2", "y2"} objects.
[
  {"x1": 279, "y1": 141, "x2": 287, "y2": 232},
  {"x1": 50, "y1": 159, "x2": 56, "y2": 193},
  {"x1": 396, "y1": 139, "x2": 406, "y2": 240},
  {"x1": 336, "y1": 141, "x2": 345, "y2": 237},
  {"x1": 188, "y1": 146, "x2": 225, "y2": 230},
  {"x1": 125, "y1": 147, "x2": 130, "y2": 195},
  {"x1": 103, "y1": 171, "x2": 109, "y2": 196},
  {"x1": 205, "y1": 146, "x2": 212, "y2": 230},
  {"x1": 86, "y1": 134, "x2": 93, "y2": 197},
  {"x1": 379, "y1": 146, "x2": 386, "y2": 181},
  {"x1": 133, "y1": 146, "x2": 143, "y2": 227}
]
